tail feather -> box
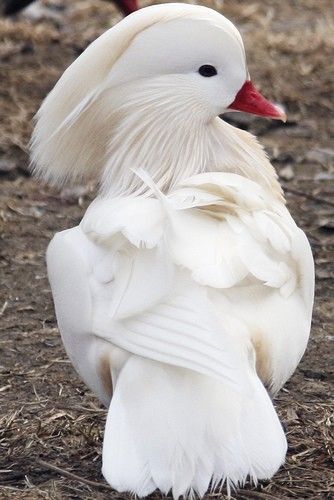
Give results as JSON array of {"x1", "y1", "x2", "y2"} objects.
[{"x1": 102, "y1": 355, "x2": 287, "y2": 499}]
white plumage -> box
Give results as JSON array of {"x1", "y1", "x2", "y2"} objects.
[{"x1": 32, "y1": 3, "x2": 314, "y2": 498}]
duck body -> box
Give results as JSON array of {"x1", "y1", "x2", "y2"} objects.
[
  {"x1": 32, "y1": 4, "x2": 314, "y2": 498},
  {"x1": 47, "y1": 169, "x2": 313, "y2": 497}
]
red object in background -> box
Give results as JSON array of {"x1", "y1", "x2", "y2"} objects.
[{"x1": 114, "y1": 0, "x2": 138, "y2": 16}]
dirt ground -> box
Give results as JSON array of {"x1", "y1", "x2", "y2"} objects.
[{"x1": 0, "y1": 0, "x2": 333, "y2": 498}]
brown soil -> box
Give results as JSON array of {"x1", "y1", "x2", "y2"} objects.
[{"x1": 0, "y1": 1, "x2": 333, "y2": 499}]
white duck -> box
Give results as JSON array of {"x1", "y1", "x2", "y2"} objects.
[{"x1": 31, "y1": 3, "x2": 314, "y2": 498}]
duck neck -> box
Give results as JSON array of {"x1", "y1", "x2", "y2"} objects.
[{"x1": 100, "y1": 91, "x2": 283, "y2": 201}]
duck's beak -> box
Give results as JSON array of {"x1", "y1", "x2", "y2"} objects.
[{"x1": 228, "y1": 80, "x2": 286, "y2": 122}]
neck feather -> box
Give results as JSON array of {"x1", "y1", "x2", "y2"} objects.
[{"x1": 101, "y1": 93, "x2": 283, "y2": 201}]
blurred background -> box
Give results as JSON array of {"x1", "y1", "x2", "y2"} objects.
[{"x1": 0, "y1": 1, "x2": 333, "y2": 498}]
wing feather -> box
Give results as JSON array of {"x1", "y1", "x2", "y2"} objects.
[
  {"x1": 92, "y1": 274, "x2": 247, "y2": 388},
  {"x1": 58, "y1": 169, "x2": 313, "y2": 398}
]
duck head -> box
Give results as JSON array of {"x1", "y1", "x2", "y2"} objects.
[{"x1": 31, "y1": 3, "x2": 285, "y2": 196}]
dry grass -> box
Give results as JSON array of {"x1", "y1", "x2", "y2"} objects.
[{"x1": 0, "y1": 0, "x2": 333, "y2": 498}]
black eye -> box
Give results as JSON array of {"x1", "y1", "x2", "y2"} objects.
[{"x1": 198, "y1": 65, "x2": 217, "y2": 77}]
